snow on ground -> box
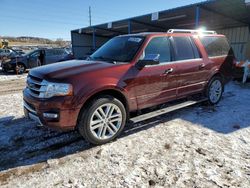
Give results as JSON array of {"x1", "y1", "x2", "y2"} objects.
[
  {"x1": 0, "y1": 81, "x2": 249, "y2": 187},
  {"x1": 0, "y1": 69, "x2": 27, "y2": 81}
]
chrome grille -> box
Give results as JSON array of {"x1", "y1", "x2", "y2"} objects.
[{"x1": 26, "y1": 75, "x2": 44, "y2": 98}]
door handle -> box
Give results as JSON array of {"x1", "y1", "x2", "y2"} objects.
[
  {"x1": 199, "y1": 63, "x2": 205, "y2": 69},
  {"x1": 162, "y1": 68, "x2": 174, "y2": 75}
]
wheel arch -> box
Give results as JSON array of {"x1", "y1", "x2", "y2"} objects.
[
  {"x1": 77, "y1": 88, "x2": 130, "y2": 126},
  {"x1": 16, "y1": 62, "x2": 27, "y2": 70},
  {"x1": 206, "y1": 71, "x2": 225, "y2": 95},
  {"x1": 208, "y1": 69, "x2": 226, "y2": 84},
  {"x1": 16, "y1": 62, "x2": 26, "y2": 67}
]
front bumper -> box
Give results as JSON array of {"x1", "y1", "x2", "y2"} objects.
[
  {"x1": 23, "y1": 101, "x2": 43, "y2": 126},
  {"x1": 1, "y1": 61, "x2": 16, "y2": 71},
  {"x1": 23, "y1": 88, "x2": 81, "y2": 131}
]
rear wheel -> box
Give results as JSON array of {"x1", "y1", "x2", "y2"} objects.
[
  {"x1": 78, "y1": 96, "x2": 126, "y2": 145},
  {"x1": 206, "y1": 76, "x2": 223, "y2": 105}
]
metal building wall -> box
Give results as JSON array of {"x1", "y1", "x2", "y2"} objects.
[
  {"x1": 217, "y1": 26, "x2": 250, "y2": 61},
  {"x1": 71, "y1": 32, "x2": 110, "y2": 59}
]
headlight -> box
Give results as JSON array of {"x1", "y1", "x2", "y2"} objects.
[
  {"x1": 39, "y1": 81, "x2": 73, "y2": 98},
  {"x1": 3, "y1": 58, "x2": 12, "y2": 63}
]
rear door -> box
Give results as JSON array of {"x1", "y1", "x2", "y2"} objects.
[
  {"x1": 46, "y1": 49, "x2": 65, "y2": 64},
  {"x1": 56, "y1": 49, "x2": 67, "y2": 61},
  {"x1": 133, "y1": 36, "x2": 178, "y2": 109},
  {"x1": 45, "y1": 49, "x2": 57, "y2": 64},
  {"x1": 170, "y1": 36, "x2": 209, "y2": 98}
]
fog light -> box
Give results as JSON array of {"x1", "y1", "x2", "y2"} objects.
[{"x1": 43, "y1": 113, "x2": 58, "y2": 119}]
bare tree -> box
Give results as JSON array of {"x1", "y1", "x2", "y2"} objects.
[{"x1": 55, "y1": 38, "x2": 66, "y2": 47}]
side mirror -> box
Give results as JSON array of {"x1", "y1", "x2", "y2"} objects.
[{"x1": 136, "y1": 54, "x2": 160, "y2": 69}]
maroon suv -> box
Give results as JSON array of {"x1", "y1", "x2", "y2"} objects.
[{"x1": 23, "y1": 29, "x2": 235, "y2": 144}]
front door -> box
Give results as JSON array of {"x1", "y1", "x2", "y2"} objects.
[
  {"x1": 133, "y1": 36, "x2": 178, "y2": 110},
  {"x1": 28, "y1": 50, "x2": 40, "y2": 68}
]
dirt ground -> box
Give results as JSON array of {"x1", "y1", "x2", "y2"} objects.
[{"x1": 0, "y1": 74, "x2": 249, "y2": 188}]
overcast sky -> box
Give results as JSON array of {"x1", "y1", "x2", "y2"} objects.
[{"x1": 0, "y1": 0, "x2": 202, "y2": 40}]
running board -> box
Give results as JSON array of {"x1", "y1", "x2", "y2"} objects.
[{"x1": 130, "y1": 98, "x2": 207, "y2": 123}]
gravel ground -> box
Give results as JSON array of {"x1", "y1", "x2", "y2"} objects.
[{"x1": 0, "y1": 75, "x2": 249, "y2": 187}]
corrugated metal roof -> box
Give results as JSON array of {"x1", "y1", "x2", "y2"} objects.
[{"x1": 72, "y1": 0, "x2": 250, "y2": 38}]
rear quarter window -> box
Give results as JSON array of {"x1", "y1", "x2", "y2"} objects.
[{"x1": 200, "y1": 36, "x2": 230, "y2": 57}]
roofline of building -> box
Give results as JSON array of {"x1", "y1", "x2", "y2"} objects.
[{"x1": 71, "y1": 0, "x2": 216, "y2": 32}]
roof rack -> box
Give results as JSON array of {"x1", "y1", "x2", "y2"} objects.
[{"x1": 167, "y1": 29, "x2": 217, "y2": 34}]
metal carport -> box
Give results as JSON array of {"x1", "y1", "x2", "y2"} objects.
[{"x1": 71, "y1": 0, "x2": 250, "y2": 61}]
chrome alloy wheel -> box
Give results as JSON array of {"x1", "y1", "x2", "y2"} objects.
[
  {"x1": 209, "y1": 80, "x2": 222, "y2": 104},
  {"x1": 90, "y1": 103, "x2": 123, "y2": 140},
  {"x1": 16, "y1": 64, "x2": 25, "y2": 74}
]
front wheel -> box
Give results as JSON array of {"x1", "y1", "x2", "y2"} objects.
[
  {"x1": 16, "y1": 63, "x2": 26, "y2": 74},
  {"x1": 78, "y1": 96, "x2": 126, "y2": 145},
  {"x1": 206, "y1": 76, "x2": 223, "y2": 105},
  {"x1": 1, "y1": 67, "x2": 7, "y2": 73}
]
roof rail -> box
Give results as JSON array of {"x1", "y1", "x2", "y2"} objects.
[{"x1": 167, "y1": 29, "x2": 217, "y2": 34}]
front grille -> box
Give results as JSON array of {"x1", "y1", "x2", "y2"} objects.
[{"x1": 27, "y1": 75, "x2": 44, "y2": 98}]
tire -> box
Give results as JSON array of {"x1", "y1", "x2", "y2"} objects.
[
  {"x1": 16, "y1": 63, "x2": 26, "y2": 74},
  {"x1": 206, "y1": 76, "x2": 224, "y2": 105},
  {"x1": 1, "y1": 67, "x2": 7, "y2": 73},
  {"x1": 78, "y1": 96, "x2": 127, "y2": 145}
]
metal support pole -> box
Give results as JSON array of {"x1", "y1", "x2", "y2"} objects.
[
  {"x1": 128, "y1": 20, "x2": 131, "y2": 34},
  {"x1": 89, "y1": 6, "x2": 92, "y2": 26},
  {"x1": 92, "y1": 28, "x2": 96, "y2": 50},
  {"x1": 195, "y1": 6, "x2": 200, "y2": 28}
]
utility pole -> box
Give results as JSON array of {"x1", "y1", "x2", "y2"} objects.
[{"x1": 89, "y1": 6, "x2": 92, "y2": 26}]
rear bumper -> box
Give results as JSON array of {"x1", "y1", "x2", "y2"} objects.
[{"x1": 23, "y1": 88, "x2": 81, "y2": 131}]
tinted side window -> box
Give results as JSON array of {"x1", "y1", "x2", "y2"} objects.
[
  {"x1": 171, "y1": 37, "x2": 195, "y2": 61},
  {"x1": 54, "y1": 50, "x2": 59, "y2": 55},
  {"x1": 46, "y1": 50, "x2": 54, "y2": 56},
  {"x1": 30, "y1": 51, "x2": 40, "y2": 57},
  {"x1": 144, "y1": 37, "x2": 171, "y2": 63},
  {"x1": 190, "y1": 38, "x2": 201, "y2": 59},
  {"x1": 55, "y1": 49, "x2": 64, "y2": 55},
  {"x1": 200, "y1": 36, "x2": 230, "y2": 57}
]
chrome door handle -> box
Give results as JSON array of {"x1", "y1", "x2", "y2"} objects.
[
  {"x1": 199, "y1": 64, "x2": 205, "y2": 69},
  {"x1": 164, "y1": 68, "x2": 173, "y2": 74}
]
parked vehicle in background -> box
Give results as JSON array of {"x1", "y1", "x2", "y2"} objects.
[
  {"x1": 23, "y1": 29, "x2": 235, "y2": 145},
  {"x1": 1, "y1": 48, "x2": 74, "y2": 74},
  {"x1": 1, "y1": 49, "x2": 14, "y2": 58},
  {"x1": 0, "y1": 48, "x2": 25, "y2": 59},
  {"x1": 12, "y1": 49, "x2": 26, "y2": 55}
]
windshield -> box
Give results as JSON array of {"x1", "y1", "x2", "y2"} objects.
[
  {"x1": 89, "y1": 36, "x2": 144, "y2": 63},
  {"x1": 25, "y1": 50, "x2": 39, "y2": 56}
]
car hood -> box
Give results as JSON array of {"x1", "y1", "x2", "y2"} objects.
[
  {"x1": 29, "y1": 59, "x2": 115, "y2": 80},
  {"x1": 10, "y1": 55, "x2": 26, "y2": 60}
]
